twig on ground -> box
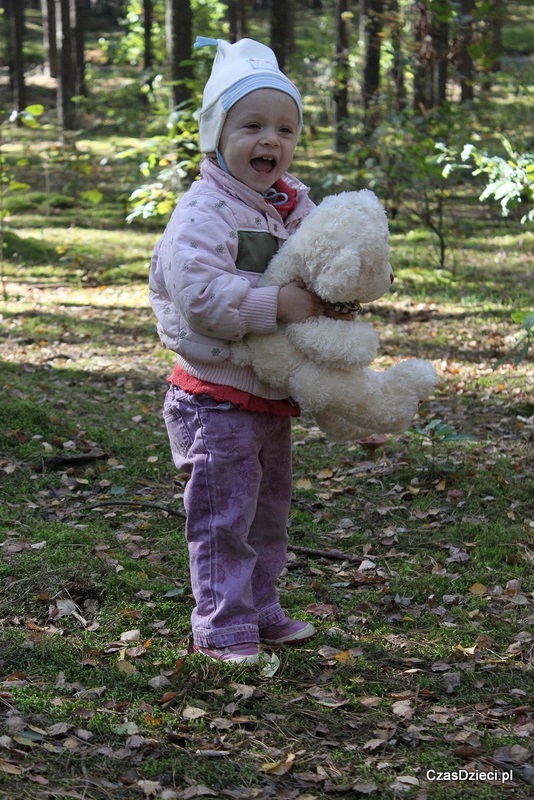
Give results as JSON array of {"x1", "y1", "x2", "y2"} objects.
[
  {"x1": 81, "y1": 500, "x2": 185, "y2": 518},
  {"x1": 287, "y1": 543, "x2": 361, "y2": 563},
  {"x1": 41, "y1": 450, "x2": 109, "y2": 470}
]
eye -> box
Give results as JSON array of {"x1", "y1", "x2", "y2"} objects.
[{"x1": 245, "y1": 122, "x2": 261, "y2": 130}]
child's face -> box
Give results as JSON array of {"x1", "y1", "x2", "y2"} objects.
[{"x1": 218, "y1": 89, "x2": 300, "y2": 193}]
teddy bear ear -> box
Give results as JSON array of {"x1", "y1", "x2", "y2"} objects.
[{"x1": 313, "y1": 248, "x2": 362, "y2": 303}]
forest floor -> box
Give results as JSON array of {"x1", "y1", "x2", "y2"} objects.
[{"x1": 0, "y1": 176, "x2": 533, "y2": 800}]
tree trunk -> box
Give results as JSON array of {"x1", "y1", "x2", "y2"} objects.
[
  {"x1": 42, "y1": 0, "x2": 58, "y2": 78},
  {"x1": 165, "y1": 0, "x2": 193, "y2": 110},
  {"x1": 70, "y1": 0, "x2": 87, "y2": 96},
  {"x1": 362, "y1": 0, "x2": 383, "y2": 131},
  {"x1": 488, "y1": 0, "x2": 503, "y2": 73},
  {"x1": 436, "y1": 18, "x2": 449, "y2": 105},
  {"x1": 387, "y1": 0, "x2": 406, "y2": 112},
  {"x1": 286, "y1": 0, "x2": 296, "y2": 67},
  {"x1": 227, "y1": 0, "x2": 247, "y2": 42},
  {"x1": 5, "y1": 0, "x2": 26, "y2": 114},
  {"x1": 482, "y1": 0, "x2": 503, "y2": 90},
  {"x1": 457, "y1": 0, "x2": 475, "y2": 104},
  {"x1": 270, "y1": 0, "x2": 289, "y2": 71},
  {"x1": 143, "y1": 0, "x2": 153, "y2": 69},
  {"x1": 334, "y1": 0, "x2": 351, "y2": 153},
  {"x1": 412, "y1": 0, "x2": 436, "y2": 112},
  {"x1": 56, "y1": 0, "x2": 77, "y2": 129}
]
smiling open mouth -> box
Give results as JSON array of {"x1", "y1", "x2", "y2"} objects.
[{"x1": 251, "y1": 156, "x2": 276, "y2": 174}]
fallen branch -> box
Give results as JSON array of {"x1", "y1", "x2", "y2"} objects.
[
  {"x1": 287, "y1": 543, "x2": 361, "y2": 563},
  {"x1": 82, "y1": 500, "x2": 186, "y2": 518},
  {"x1": 42, "y1": 450, "x2": 109, "y2": 470}
]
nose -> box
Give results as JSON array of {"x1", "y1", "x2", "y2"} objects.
[{"x1": 261, "y1": 128, "x2": 279, "y2": 146}]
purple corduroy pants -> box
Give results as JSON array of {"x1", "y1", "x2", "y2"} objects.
[{"x1": 163, "y1": 385, "x2": 292, "y2": 648}]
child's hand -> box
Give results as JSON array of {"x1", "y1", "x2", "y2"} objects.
[
  {"x1": 323, "y1": 303, "x2": 354, "y2": 320},
  {"x1": 277, "y1": 282, "x2": 323, "y2": 323}
]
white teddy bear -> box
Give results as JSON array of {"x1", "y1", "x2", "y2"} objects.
[{"x1": 231, "y1": 189, "x2": 438, "y2": 442}]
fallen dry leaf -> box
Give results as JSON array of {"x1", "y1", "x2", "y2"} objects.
[
  {"x1": 260, "y1": 752, "x2": 296, "y2": 775},
  {"x1": 182, "y1": 705, "x2": 207, "y2": 721},
  {"x1": 306, "y1": 603, "x2": 338, "y2": 617}
]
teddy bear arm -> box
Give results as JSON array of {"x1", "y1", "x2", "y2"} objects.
[{"x1": 231, "y1": 330, "x2": 301, "y2": 393}]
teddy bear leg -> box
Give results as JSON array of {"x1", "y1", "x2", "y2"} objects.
[
  {"x1": 340, "y1": 360, "x2": 438, "y2": 437},
  {"x1": 312, "y1": 409, "x2": 372, "y2": 442}
]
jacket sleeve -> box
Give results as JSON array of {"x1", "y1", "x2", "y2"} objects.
[{"x1": 153, "y1": 195, "x2": 280, "y2": 343}]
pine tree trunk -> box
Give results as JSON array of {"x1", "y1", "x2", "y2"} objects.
[
  {"x1": 270, "y1": 0, "x2": 289, "y2": 71},
  {"x1": 56, "y1": 0, "x2": 77, "y2": 129},
  {"x1": 436, "y1": 18, "x2": 448, "y2": 105},
  {"x1": 483, "y1": 0, "x2": 503, "y2": 90},
  {"x1": 362, "y1": 0, "x2": 383, "y2": 132},
  {"x1": 227, "y1": 0, "x2": 247, "y2": 42},
  {"x1": 70, "y1": 0, "x2": 87, "y2": 96},
  {"x1": 143, "y1": 0, "x2": 153, "y2": 69},
  {"x1": 42, "y1": 0, "x2": 58, "y2": 78},
  {"x1": 387, "y1": 0, "x2": 406, "y2": 112},
  {"x1": 488, "y1": 0, "x2": 503, "y2": 73},
  {"x1": 412, "y1": 0, "x2": 435, "y2": 112},
  {"x1": 334, "y1": 0, "x2": 351, "y2": 153},
  {"x1": 457, "y1": 0, "x2": 475, "y2": 103},
  {"x1": 6, "y1": 0, "x2": 26, "y2": 114},
  {"x1": 165, "y1": 0, "x2": 193, "y2": 110}
]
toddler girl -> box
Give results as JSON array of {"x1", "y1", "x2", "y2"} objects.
[{"x1": 149, "y1": 37, "x2": 319, "y2": 664}]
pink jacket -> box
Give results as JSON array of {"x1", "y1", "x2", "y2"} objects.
[{"x1": 149, "y1": 158, "x2": 315, "y2": 398}]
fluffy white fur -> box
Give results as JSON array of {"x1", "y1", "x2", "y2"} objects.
[{"x1": 231, "y1": 189, "x2": 438, "y2": 441}]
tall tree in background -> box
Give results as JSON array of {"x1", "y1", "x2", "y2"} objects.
[
  {"x1": 41, "y1": 0, "x2": 58, "y2": 78},
  {"x1": 143, "y1": 0, "x2": 153, "y2": 69},
  {"x1": 412, "y1": 0, "x2": 436, "y2": 111},
  {"x1": 165, "y1": 0, "x2": 193, "y2": 109},
  {"x1": 270, "y1": 0, "x2": 296, "y2": 71},
  {"x1": 71, "y1": 0, "x2": 87, "y2": 96},
  {"x1": 4, "y1": 0, "x2": 27, "y2": 114},
  {"x1": 411, "y1": 0, "x2": 452, "y2": 111},
  {"x1": 435, "y1": 9, "x2": 449, "y2": 106},
  {"x1": 361, "y1": 0, "x2": 384, "y2": 133},
  {"x1": 56, "y1": 0, "x2": 77, "y2": 129},
  {"x1": 456, "y1": 0, "x2": 475, "y2": 103},
  {"x1": 333, "y1": 0, "x2": 351, "y2": 152},
  {"x1": 482, "y1": 0, "x2": 503, "y2": 90},
  {"x1": 387, "y1": 0, "x2": 407, "y2": 112},
  {"x1": 488, "y1": 0, "x2": 503, "y2": 74},
  {"x1": 227, "y1": 0, "x2": 248, "y2": 42}
]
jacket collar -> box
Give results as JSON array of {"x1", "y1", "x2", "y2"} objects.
[{"x1": 199, "y1": 157, "x2": 310, "y2": 223}]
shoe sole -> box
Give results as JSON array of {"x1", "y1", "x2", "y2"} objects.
[{"x1": 192, "y1": 645, "x2": 260, "y2": 665}]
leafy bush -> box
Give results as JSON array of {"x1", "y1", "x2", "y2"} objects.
[
  {"x1": 121, "y1": 103, "x2": 201, "y2": 222},
  {"x1": 436, "y1": 135, "x2": 534, "y2": 223}
]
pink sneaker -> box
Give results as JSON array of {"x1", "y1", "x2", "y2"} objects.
[
  {"x1": 260, "y1": 618, "x2": 316, "y2": 645},
  {"x1": 192, "y1": 642, "x2": 260, "y2": 665}
]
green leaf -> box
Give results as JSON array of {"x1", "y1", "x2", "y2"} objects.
[
  {"x1": 164, "y1": 587, "x2": 185, "y2": 598},
  {"x1": 8, "y1": 181, "x2": 30, "y2": 192},
  {"x1": 81, "y1": 189, "x2": 104, "y2": 204},
  {"x1": 24, "y1": 104, "x2": 44, "y2": 117}
]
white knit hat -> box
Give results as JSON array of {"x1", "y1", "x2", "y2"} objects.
[{"x1": 194, "y1": 37, "x2": 303, "y2": 154}]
